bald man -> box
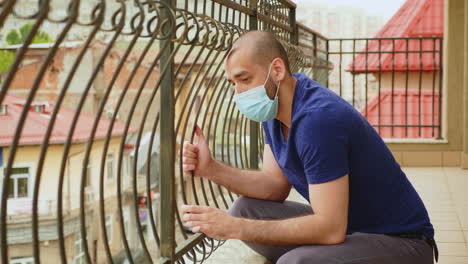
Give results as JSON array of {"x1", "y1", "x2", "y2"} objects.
[{"x1": 181, "y1": 31, "x2": 437, "y2": 263}]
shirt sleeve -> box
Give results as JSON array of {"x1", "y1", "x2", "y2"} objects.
[{"x1": 295, "y1": 110, "x2": 350, "y2": 184}]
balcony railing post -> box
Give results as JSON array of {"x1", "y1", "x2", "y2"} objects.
[
  {"x1": 312, "y1": 33, "x2": 318, "y2": 80},
  {"x1": 289, "y1": 7, "x2": 298, "y2": 45},
  {"x1": 159, "y1": 0, "x2": 176, "y2": 262},
  {"x1": 326, "y1": 39, "x2": 330, "y2": 87},
  {"x1": 248, "y1": 0, "x2": 259, "y2": 169}
]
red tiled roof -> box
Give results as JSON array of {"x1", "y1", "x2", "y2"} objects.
[
  {"x1": 348, "y1": 0, "x2": 443, "y2": 73},
  {"x1": 0, "y1": 94, "x2": 137, "y2": 146},
  {"x1": 361, "y1": 89, "x2": 440, "y2": 138}
]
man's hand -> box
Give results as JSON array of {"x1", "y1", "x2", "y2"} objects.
[
  {"x1": 182, "y1": 125, "x2": 215, "y2": 177},
  {"x1": 182, "y1": 204, "x2": 240, "y2": 240}
]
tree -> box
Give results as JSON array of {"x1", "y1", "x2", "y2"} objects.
[
  {"x1": 5, "y1": 23, "x2": 53, "y2": 45},
  {"x1": 1, "y1": 23, "x2": 54, "y2": 82},
  {"x1": 0, "y1": 50, "x2": 14, "y2": 83},
  {"x1": 5, "y1": 30, "x2": 20, "y2": 45}
]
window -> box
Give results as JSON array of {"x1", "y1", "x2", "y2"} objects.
[
  {"x1": 8, "y1": 167, "x2": 30, "y2": 199},
  {"x1": 73, "y1": 232, "x2": 85, "y2": 264},
  {"x1": 10, "y1": 257, "x2": 34, "y2": 264},
  {"x1": 33, "y1": 104, "x2": 45, "y2": 113},
  {"x1": 105, "y1": 215, "x2": 112, "y2": 241},
  {"x1": 86, "y1": 161, "x2": 92, "y2": 187},
  {"x1": 107, "y1": 153, "x2": 114, "y2": 180}
]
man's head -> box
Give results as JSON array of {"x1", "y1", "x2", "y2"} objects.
[{"x1": 224, "y1": 31, "x2": 291, "y2": 98}]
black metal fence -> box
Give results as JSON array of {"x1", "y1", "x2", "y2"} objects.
[
  {"x1": 327, "y1": 37, "x2": 443, "y2": 139},
  {"x1": 0, "y1": 0, "x2": 328, "y2": 263}
]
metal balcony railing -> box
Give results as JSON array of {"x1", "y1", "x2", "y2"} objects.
[
  {"x1": 0, "y1": 0, "x2": 328, "y2": 263},
  {"x1": 327, "y1": 37, "x2": 443, "y2": 139}
]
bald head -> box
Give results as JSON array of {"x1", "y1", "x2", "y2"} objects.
[{"x1": 227, "y1": 31, "x2": 291, "y2": 74}]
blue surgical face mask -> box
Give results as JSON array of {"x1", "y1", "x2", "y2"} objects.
[{"x1": 233, "y1": 63, "x2": 280, "y2": 122}]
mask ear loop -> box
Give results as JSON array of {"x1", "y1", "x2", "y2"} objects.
[
  {"x1": 264, "y1": 62, "x2": 280, "y2": 100},
  {"x1": 274, "y1": 81, "x2": 280, "y2": 99},
  {"x1": 263, "y1": 62, "x2": 273, "y2": 86}
]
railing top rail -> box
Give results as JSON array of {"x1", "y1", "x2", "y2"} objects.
[
  {"x1": 276, "y1": 0, "x2": 297, "y2": 9},
  {"x1": 297, "y1": 22, "x2": 328, "y2": 40},
  {"x1": 328, "y1": 36, "x2": 443, "y2": 41}
]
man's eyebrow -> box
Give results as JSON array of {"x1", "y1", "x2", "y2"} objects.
[
  {"x1": 225, "y1": 71, "x2": 248, "y2": 83},
  {"x1": 233, "y1": 71, "x2": 248, "y2": 79}
]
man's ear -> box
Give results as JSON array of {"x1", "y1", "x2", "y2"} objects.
[{"x1": 272, "y1": 57, "x2": 286, "y2": 82}]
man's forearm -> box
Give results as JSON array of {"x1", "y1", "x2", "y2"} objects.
[
  {"x1": 204, "y1": 160, "x2": 287, "y2": 200},
  {"x1": 233, "y1": 214, "x2": 346, "y2": 245}
]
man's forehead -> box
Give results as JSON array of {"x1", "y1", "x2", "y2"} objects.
[{"x1": 224, "y1": 48, "x2": 254, "y2": 77}]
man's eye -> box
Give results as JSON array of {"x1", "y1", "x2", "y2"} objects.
[{"x1": 242, "y1": 78, "x2": 249, "y2": 82}]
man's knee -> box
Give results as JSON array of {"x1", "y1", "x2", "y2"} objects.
[
  {"x1": 276, "y1": 249, "x2": 323, "y2": 264},
  {"x1": 228, "y1": 196, "x2": 258, "y2": 218},
  {"x1": 276, "y1": 245, "x2": 346, "y2": 264}
]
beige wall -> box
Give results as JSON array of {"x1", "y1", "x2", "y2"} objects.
[
  {"x1": 6, "y1": 201, "x2": 148, "y2": 263},
  {"x1": 463, "y1": 0, "x2": 468, "y2": 168},
  {"x1": 9, "y1": 235, "x2": 74, "y2": 264},
  {"x1": 1, "y1": 137, "x2": 129, "y2": 211},
  {"x1": 378, "y1": 72, "x2": 441, "y2": 92}
]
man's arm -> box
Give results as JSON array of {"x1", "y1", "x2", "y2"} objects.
[
  {"x1": 183, "y1": 174, "x2": 349, "y2": 245},
  {"x1": 205, "y1": 144, "x2": 291, "y2": 201},
  {"x1": 236, "y1": 174, "x2": 349, "y2": 245},
  {"x1": 182, "y1": 126, "x2": 290, "y2": 201}
]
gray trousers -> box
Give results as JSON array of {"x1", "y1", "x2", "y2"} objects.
[{"x1": 228, "y1": 196, "x2": 434, "y2": 264}]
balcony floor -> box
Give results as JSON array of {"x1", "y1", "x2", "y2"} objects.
[{"x1": 204, "y1": 167, "x2": 468, "y2": 264}]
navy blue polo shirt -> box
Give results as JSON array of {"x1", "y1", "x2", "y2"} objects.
[{"x1": 262, "y1": 73, "x2": 434, "y2": 238}]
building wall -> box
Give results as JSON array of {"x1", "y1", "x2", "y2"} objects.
[
  {"x1": 1, "y1": 137, "x2": 129, "y2": 208},
  {"x1": 378, "y1": 72, "x2": 442, "y2": 92},
  {"x1": 0, "y1": 137, "x2": 151, "y2": 263},
  {"x1": 9, "y1": 235, "x2": 75, "y2": 264},
  {"x1": 296, "y1": 2, "x2": 384, "y2": 38},
  {"x1": 463, "y1": 0, "x2": 468, "y2": 168}
]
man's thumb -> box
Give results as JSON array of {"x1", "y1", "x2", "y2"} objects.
[{"x1": 194, "y1": 125, "x2": 207, "y2": 142}]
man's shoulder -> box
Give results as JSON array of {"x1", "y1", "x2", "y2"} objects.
[
  {"x1": 294, "y1": 77, "x2": 353, "y2": 114},
  {"x1": 294, "y1": 100, "x2": 358, "y2": 129}
]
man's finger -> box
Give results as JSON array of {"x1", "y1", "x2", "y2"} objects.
[
  {"x1": 183, "y1": 150, "x2": 197, "y2": 158},
  {"x1": 181, "y1": 204, "x2": 210, "y2": 214},
  {"x1": 183, "y1": 157, "x2": 197, "y2": 165},
  {"x1": 185, "y1": 221, "x2": 203, "y2": 227},
  {"x1": 192, "y1": 225, "x2": 207, "y2": 233},
  {"x1": 182, "y1": 164, "x2": 195, "y2": 172},
  {"x1": 194, "y1": 125, "x2": 207, "y2": 142},
  {"x1": 183, "y1": 141, "x2": 198, "y2": 153},
  {"x1": 183, "y1": 213, "x2": 206, "y2": 222}
]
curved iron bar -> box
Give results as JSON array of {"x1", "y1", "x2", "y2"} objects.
[{"x1": 0, "y1": 0, "x2": 323, "y2": 263}]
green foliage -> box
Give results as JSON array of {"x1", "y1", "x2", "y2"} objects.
[
  {"x1": 1, "y1": 23, "x2": 54, "y2": 80},
  {"x1": 5, "y1": 30, "x2": 21, "y2": 45},
  {"x1": 0, "y1": 50, "x2": 14, "y2": 74},
  {"x1": 5, "y1": 23, "x2": 54, "y2": 45}
]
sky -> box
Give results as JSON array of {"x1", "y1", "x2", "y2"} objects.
[{"x1": 294, "y1": 0, "x2": 407, "y2": 21}]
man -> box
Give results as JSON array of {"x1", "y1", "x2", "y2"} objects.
[{"x1": 181, "y1": 31, "x2": 437, "y2": 263}]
